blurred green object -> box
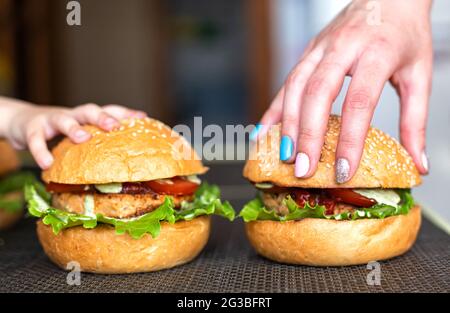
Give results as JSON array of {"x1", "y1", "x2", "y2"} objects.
[{"x1": 0, "y1": 171, "x2": 36, "y2": 213}]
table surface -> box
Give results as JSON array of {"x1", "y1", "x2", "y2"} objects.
[{"x1": 1, "y1": 164, "x2": 449, "y2": 293}]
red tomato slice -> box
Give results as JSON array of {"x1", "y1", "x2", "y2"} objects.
[
  {"x1": 144, "y1": 177, "x2": 199, "y2": 196},
  {"x1": 46, "y1": 183, "x2": 89, "y2": 193},
  {"x1": 327, "y1": 189, "x2": 376, "y2": 207}
]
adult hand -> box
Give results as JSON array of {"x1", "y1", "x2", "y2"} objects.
[{"x1": 251, "y1": 0, "x2": 432, "y2": 182}]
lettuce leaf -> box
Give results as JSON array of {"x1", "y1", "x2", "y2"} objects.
[
  {"x1": 239, "y1": 189, "x2": 414, "y2": 222},
  {"x1": 25, "y1": 181, "x2": 235, "y2": 239},
  {"x1": 0, "y1": 172, "x2": 36, "y2": 213}
]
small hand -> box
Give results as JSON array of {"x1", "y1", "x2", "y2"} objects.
[{"x1": 6, "y1": 103, "x2": 146, "y2": 169}]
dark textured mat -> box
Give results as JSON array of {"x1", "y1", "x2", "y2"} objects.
[
  {"x1": 1, "y1": 164, "x2": 449, "y2": 292},
  {"x1": 1, "y1": 207, "x2": 449, "y2": 293}
]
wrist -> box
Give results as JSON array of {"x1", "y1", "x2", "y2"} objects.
[{"x1": 0, "y1": 97, "x2": 33, "y2": 143}]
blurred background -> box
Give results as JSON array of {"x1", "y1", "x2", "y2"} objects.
[{"x1": 0, "y1": 0, "x2": 449, "y2": 224}]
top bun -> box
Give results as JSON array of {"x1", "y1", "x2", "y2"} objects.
[
  {"x1": 243, "y1": 115, "x2": 421, "y2": 188},
  {"x1": 43, "y1": 118, "x2": 207, "y2": 184},
  {"x1": 0, "y1": 140, "x2": 20, "y2": 176}
]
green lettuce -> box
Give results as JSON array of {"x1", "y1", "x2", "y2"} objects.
[
  {"x1": 239, "y1": 190, "x2": 414, "y2": 222},
  {"x1": 0, "y1": 172, "x2": 36, "y2": 213},
  {"x1": 25, "y1": 181, "x2": 235, "y2": 239}
]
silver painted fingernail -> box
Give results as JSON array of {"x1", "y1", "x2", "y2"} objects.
[{"x1": 336, "y1": 158, "x2": 350, "y2": 184}]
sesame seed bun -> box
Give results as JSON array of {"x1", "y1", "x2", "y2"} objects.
[
  {"x1": 42, "y1": 118, "x2": 208, "y2": 184},
  {"x1": 0, "y1": 140, "x2": 19, "y2": 177},
  {"x1": 243, "y1": 115, "x2": 421, "y2": 188},
  {"x1": 36, "y1": 216, "x2": 211, "y2": 274},
  {"x1": 245, "y1": 205, "x2": 421, "y2": 266}
]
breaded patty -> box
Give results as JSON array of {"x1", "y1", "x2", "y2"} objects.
[{"x1": 52, "y1": 192, "x2": 193, "y2": 219}]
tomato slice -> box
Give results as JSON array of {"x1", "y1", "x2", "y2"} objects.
[
  {"x1": 327, "y1": 189, "x2": 376, "y2": 207},
  {"x1": 46, "y1": 177, "x2": 199, "y2": 196},
  {"x1": 46, "y1": 183, "x2": 90, "y2": 193},
  {"x1": 144, "y1": 177, "x2": 199, "y2": 195}
]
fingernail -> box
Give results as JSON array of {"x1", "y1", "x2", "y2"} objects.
[
  {"x1": 336, "y1": 158, "x2": 350, "y2": 184},
  {"x1": 295, "y1": 152, "x2": 310, "y2": 177},
  {"x1": 41, "y1": 155, "x2": 54, "y2": 169},
  {"x1": 103, "y1": 117, "x2": 118, "y2": 129},
  {"x1": 74, "y1": 129, "x2": 89, "y2": 139},
  {"x1": 280, "y1": 135, "x2": 294, "y2": 161},
  {"x1": 134, "y1": 111, "x2": 147, "y2": 118},
  {"x1": 249, "y1": 123, "x2": 262, "y2": 141},
  {"x1": 421, "y1": 150, "x2": 429, "y2": 173}
]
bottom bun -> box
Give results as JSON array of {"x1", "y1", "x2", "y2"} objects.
[
  {"x1": 37, "y1": 216, "x2": 211, "y2": 274},
  {"x1": 0, "y1": 192, "x2": 23, "y2": 230},
  {"x1": 245, "y1": 205, "x2": 421, "y2": 266}
]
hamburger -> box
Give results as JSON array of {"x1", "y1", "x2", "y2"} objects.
[
  {"x1": 25, "y1": 118, "x2": 235, "y2": 274},
  {"x1": 0, "y1": 141, "x2": 34, "y2": 230},
  {"x1": 241, "y1": 115, "x2": 421, "y2": 266}
]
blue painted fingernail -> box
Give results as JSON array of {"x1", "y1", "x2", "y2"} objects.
[
  {"x1": 249, "y1": 123, "x2": 262, "y2": 141},
  {"x1": 280, "y1": 135, "x2": 294, "y2": 161}
]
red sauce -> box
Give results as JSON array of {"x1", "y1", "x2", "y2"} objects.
[{"x1": 291, "y1": 189, "x2": 336, "y2": 214}]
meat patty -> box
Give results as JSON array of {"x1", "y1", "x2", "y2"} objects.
[
  {"x1": 261, "y1": 191, "x2": 356, "y2": 216},
  {"x1": 261, "y1": 192, "x2": 290, "y2": 215},
  {"x1": 52, "y1": 192, "x2": 194, "y2": 219}
]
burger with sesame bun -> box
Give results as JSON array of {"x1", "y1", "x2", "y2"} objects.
[
  {"x1": 241, "y1": 115, "x2": 421, "y2": 266},
  {"x1": 25, "y1": 118, "x2": 235, "y2": 274},
  {"x1": 0, "y1": 140, "x2": 35, "y2": 230}
]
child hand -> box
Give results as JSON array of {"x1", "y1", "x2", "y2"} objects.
[{"x1": 5, "y1": 103, "x2": 146, "y2": 169}]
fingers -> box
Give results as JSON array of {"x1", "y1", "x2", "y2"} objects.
[
  {"x1": 71, "y1": 103, "x2": 120, "y2": 131},
  {"x1": 102, "y1": 104, "x2": 147, "y2": 120},
  {"x1": 26, "y1": 119, "x2": 54, "y2": 169},
  {"x1": 335, "y1": 53, "x2": 393, "y2": 183},
  {"x1": 280, "y1": 53, "x2": 323, "y2": 162},
  {"x1": 398, "y1": 65, "x2": 431, "y2": 174},
  {"x1": 250, "y1": 42, "x2": 321, "y2": 143},
  {"x1": 294, "y1": 54, "x2": 349, "y2": 177},
  {"x1": 48, "y1": 112, "x2": 91, "y2": 144},
  {"x1": 249, "y1": 87, "x2": 284, "y2": 141}
]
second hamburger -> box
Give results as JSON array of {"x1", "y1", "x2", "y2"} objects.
[{"x1": 241, "y1": 115, "x2": 421, "y2": 266}]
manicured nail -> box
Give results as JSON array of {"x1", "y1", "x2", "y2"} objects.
[
  {"x1": 74, "y1": 129, "x2": 89, "y2": 139},
  {"x1": 280, "y1": 135, "x2": 294, "y2": 161},
  {"x1": 336, "y1": 158, "x2": 350, "y2": 183},
  {"x1": 295, "y1": 152, "x2": 309, "y2": 177},
  {"x1": 421, "y1": 150, "x2": 429, "y2": 173},
  {"x1": 249, "y1": 123, "x2": 262, "y2": 141}
]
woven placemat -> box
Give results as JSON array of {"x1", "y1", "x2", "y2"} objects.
[{"x1": 0, "y1": 204, "x2": 449, "y2": 293}]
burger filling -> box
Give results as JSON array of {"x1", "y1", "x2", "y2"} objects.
[
  {"x1": 25, "y1": 176, "x2": 235, "y2": 239},
  {"x1": 240, "y1": 183, "x2": 414, "y2": 222}
]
